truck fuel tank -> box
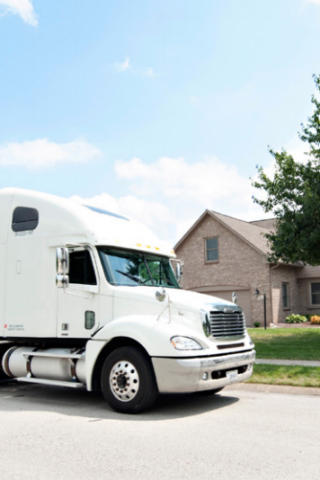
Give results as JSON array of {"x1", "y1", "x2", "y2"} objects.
[{"x1": 2, "y1": 346, "x2": 86, "y2": 386}]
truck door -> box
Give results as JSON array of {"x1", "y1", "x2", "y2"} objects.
[
  {"x1": 0, "y1": 192, "x2": 11, "y2": 331},
  {"x1": 57, "y1": 248, "x2": 100, "y2": 338}
]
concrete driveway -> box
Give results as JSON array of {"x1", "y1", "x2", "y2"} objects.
[{"x1": 0, "y1": 381, "x2": 319, "y2": 480}]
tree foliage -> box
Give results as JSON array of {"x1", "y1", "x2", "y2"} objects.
[{"x1": 253, "y1": 74, "x2": 320, "y2": 266}]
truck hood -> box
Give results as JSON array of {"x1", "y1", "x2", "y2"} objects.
[{"x1": 114, "y1": 286, "x2": 238, "y2": 314}]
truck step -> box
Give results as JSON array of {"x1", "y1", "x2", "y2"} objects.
[
  {"x1": 20, "y1": 351, "x2": 83, "y2": 359},
  {"x1": 16, "y1": 377, "x2": 84, "y2": 388}
]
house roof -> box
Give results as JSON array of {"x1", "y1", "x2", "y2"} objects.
[
  {"x1": 250, "y1": 218, "x2": 277, "y2": 230},
  {"x1": 174, "y1": 209, "x2": 273, "y2": 257},
  {"x1": 211, "y1": 211, "x2": 272, "y2": 256}
]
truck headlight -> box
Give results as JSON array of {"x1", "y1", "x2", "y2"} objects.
[{"x1": 171, "y1": 336, "x2": 202, "y2": 350}]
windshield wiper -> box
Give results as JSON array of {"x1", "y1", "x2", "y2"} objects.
[
  {"x1": 116, "y1": 270, "x2": 141, "y2": 284},
  {"x1": 142, "y1": 256, "x2": 155, "y2": 286}
]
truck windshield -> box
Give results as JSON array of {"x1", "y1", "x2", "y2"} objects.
[{"x1": 97, "y1": 247, "x2": 180, "y2": 288}]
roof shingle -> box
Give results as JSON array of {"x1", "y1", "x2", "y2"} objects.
[{"x1": 209, "y1": 211, "x2": 271, "y2": 256}]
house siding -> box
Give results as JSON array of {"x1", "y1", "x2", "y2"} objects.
[
  {"x1": 270, "y1": 265, "x2": 300, "y2": 323},
  {"x1": 176, "y1": 214, "x2": 273, "y2": 326},
  {"x1": 296, "y1": 266, "x2": 320, "y2": 279},
  {"x1": 175, "y1": 211, "x2": 320, "y2": 325},
  {"x1": 297, "y1": 277, "x2": 320, "y2": 314}
]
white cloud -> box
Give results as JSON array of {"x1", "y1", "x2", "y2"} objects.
[
  {"x1": 143, "y1": 67, "x2": 158, "y2": 78},
  {"x1": 71, "y1": 192, "x2": 171, "y2": 227},
  {"x1": 69, "y1": 155, "x2": 272, "y2": 247},
  {"x1": 114, "y1": 58, "x2": 159, "y2": 78},
  {"x1": 114, "y1": 57, "x2": 131, "y2": 73},
  {"x1": 0, "y1": 138, "x2": 102, "y2": 169},
  {"x1": 115, "y1": 156, "x2": 251, "y2": 205},
  {"x1": 0, "y1": 0, "x2": 37, "y2": 26},
  {"x1": 113, "y1": 155, "x2": 269, "y2": 243},
  {"x1": 70, "y1": 143, "x2": 318, "y2": 246},
  {"x1": 305, "y1": 0, "x2": 320, "y2": 4},
  {"x1": 285, "y1": 136, "x2": 310, "y2": 164},
  {"x1": 70, "y1": 192, "x2": 174, "y2": 243}
]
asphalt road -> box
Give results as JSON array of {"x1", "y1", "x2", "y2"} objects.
[{"x1": 0, "y1": 381, "x2": 319, "y2": 480}]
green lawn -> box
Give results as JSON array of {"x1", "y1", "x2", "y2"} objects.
[
  {"x1": 247, "y1": 328, "x2": 320, "y2": 361},
  {"x1": 246, "y1": 328, "x2": 320, "y2": 388},
  {"x1": 248, "y1": 364, "x2": 320, "y2": 388}
]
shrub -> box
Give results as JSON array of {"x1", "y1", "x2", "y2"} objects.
[
  {"x1": 311, "y1": 315, "x2": 320, "y2": 324},
  {"x1": 285, "y1": 314, "x2": 308, "y2": 323},
  {"x1": 254, "y1": 321, "x2": 261, "y2": 328},
  {"x1": 301, "y1": 313, "x2": 320, "y2": 321}
]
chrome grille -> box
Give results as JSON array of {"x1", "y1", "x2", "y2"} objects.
[{"x1": 209, "y1": 311, "x2": 246, "y2": 338}]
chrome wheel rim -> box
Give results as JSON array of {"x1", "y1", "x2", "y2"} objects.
[{"x1": 109, "y1": 360, "x2": 140, "y2": 402}]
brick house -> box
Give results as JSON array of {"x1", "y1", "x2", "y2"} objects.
[{"x1": 174, "y1": 210, "x2": 320, "y2": 326}]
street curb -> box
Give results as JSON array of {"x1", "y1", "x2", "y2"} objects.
[
  {"x1": 255, "y1": 359, "x2": 320, "y2": 367},
  {"x1": 226, "y1": 382, "x2": 320, "y2": 396}
]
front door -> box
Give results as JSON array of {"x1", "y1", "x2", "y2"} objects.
[{"x1": 58, "y1": 247, "x2": 100, "y2": 338}]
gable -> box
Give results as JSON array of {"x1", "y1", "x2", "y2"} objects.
[
  {"x1": 175, "y1": 210, "x2": 271, "y2": 258},
  {"x1": 175, "y1": 212, "x2": 269, "y2": 293},
  {"x1": 175, "y1": 212, "x2": 264, "y2": 264}
]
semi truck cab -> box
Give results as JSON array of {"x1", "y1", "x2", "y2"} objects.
[{"x1": 0, "y1": 188, "x2": 255, "y2": 413}]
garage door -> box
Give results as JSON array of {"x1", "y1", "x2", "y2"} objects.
[{"x1": 207, "y1": 290, "x2": 252, "y2": 327}]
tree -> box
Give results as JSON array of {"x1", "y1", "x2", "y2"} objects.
[{"x1": 253, "y1": 74, "x2": 320, "y2": 266}]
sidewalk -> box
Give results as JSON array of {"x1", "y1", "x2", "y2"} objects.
[{"x1": 255, "y1": 359, "x2": 320, "y2": 367}]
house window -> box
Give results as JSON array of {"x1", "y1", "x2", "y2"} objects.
[
  {"x1": 205, "y1": 237, "x2": 218, "y2": 262},
  {"x1": 311, "y1": 282, "x2": 320, "y2": 305},
  {"x1": 282, "y1": 283, "x2": 289, "y2": 309}
]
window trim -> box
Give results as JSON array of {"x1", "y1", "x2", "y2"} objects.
[
  {"x1": 68, "y1": 247, "x2": 98, "y2": 287},
  {"x1": 205, "y1": 237, "x2": 219, "y2": 263},
  {"x1": 281, "y1": 282, "x2": 290, "y2": 309},
  {"x1": 310, "y1": 282, "x2": 320, "y2": 306}
]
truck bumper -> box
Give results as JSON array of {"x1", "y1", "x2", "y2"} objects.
[{"x1": 152, "y1": 349, "x2": 256, "y2": 393}]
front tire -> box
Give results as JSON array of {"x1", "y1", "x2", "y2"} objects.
[{"x1": 101, "y1": 347, "x2": 158, "y2": 413}]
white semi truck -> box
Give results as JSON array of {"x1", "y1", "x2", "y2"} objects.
[{"x1": 0, "y1": 188, "x2": 255, "y2": 413}]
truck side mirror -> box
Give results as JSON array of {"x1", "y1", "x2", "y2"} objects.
[
  {"x1": 56, "y1": 247, "x2": 69, "y2": 288},
  {"x1": 56, "y1": 274, "x2": 70, "y2": 289},
  {"x1": 170, "y1": 259, "x2": 184, "y2": 285}
]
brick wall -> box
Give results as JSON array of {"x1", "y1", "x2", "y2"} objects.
[
  {"x1": 297, "y1": 277, "x2": 320, "y2": 315},
  {"x1": 175, "y1": 213, "x2": 273, "y2": 325},
  {"x1": 175, "y1": 211, "x2": 320, "y2": 325},
  {"x1": 269, "y1": 265, "x2": 300, "y2": 323}
]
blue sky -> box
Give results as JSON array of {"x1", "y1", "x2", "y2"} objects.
[{"x1": 1, "y1": 0, "x2": 320, "y2": 245}]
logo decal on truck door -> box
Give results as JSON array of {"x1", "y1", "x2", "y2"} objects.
[{"x1": 6, "y1": 324, "x2": 25, "y2": 331}]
